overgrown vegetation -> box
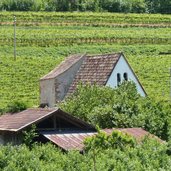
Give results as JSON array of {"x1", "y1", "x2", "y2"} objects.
[
  {"x1": 6, "y1": 100, "x2": 28, "y2": 113},
  {"x1": 22, "y1": 125, "x2": 38, "y2": 148},
  {"x1": 60, "y1": 82, "x2": 171, "y2": 140},
  {"x1": 84, "y1": 128, "x2": 136, "y2": 151},
  {"x1": 0, "y1": 136, "x2": 170, "y2": 170},
  {"x1": 0, "y1": 0, "x2": 170, "y2": 13}
]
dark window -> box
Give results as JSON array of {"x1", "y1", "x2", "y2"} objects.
[
  {"x1": 37, "y1": 116, "x2": 78, "y2": 131},
  {"x1": 56, "y1": 117, "x2": 78, "y2": 130},
  {"x1": 37, "y1": 117, "x2": 54, "y2": 129},
  {"x1": 123, "y1": 73, "x2": 128, "y2": 81},
  {"x1": 117, "y1": 73, "x2": 121, "y2": 86}
]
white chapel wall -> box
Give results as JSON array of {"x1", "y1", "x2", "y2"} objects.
[{"x1": 106, "y1": 55, "x2": 146, "y2": 97}]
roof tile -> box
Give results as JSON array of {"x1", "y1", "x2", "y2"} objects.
[{"x1": 67, "y1": 53, "x2": 121, "y2": 94}]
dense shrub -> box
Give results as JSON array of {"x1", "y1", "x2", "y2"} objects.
[
  {"x1": 60, "y1": 82, "x2": 171, "y2": 140},
  {"x1": 6, "y1": 100, "x2": 28, "y2": 113},
  {"x1": 0, "y1": 138, "x2": 170, "y2": 170},
  {"x1": 84, "y1": 129, "x2": 136, "y2": 152}
]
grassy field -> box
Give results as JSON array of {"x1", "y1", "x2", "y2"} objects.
[{"x1": 0, "y1": 12, "x2": 171, "y2": 110}]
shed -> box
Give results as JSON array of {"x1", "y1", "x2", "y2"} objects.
[
  {"x1": 0, "y1": 108, "x2": 162, "y2": 151},
  {"x1": 0, "y1": 108, "x2": 94, "y2": 145}
]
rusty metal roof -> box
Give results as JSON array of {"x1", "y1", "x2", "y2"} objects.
[
  {"x1": 41, "y1": 128, "x2": 160, "y2": 151},
  {"x1": 0, "y1": 108, "x2": 94, "y2": 132},
  {"x1": 0, "y1": 108, "x2": 57, "y2": 132},
  {"x1": 67, "y1": 53, "x2": 121, "y2": 94},
  {"x1": 40, "y1": 54, "x2": 86, "y2": 80}
]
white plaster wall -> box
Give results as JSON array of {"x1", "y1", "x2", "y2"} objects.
[{"x1": 106, "y1": 55, "x2": 146, "y2": 97}]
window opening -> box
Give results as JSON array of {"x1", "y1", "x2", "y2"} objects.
[
  {"x1": 123, "y1": 73, "x2": 128, "y2": 81},
  {"x1": 117, "y1": 73, "x2": 121, "y2": 86}
]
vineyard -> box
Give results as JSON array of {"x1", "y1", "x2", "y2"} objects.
[
  {"x1": 0, "y1": 12, "x2": 171, "y2": 110},
  {"x1": 1, "y1": 12, "x2": 171, "y2": 25}
]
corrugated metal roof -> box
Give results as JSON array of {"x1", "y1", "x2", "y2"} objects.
[
  {"x1": 67, "y1": 53, "x2": 121, "y2": 94},
  {"x1": 41, "y1": 128, "x2": 161, "y2": 151}
]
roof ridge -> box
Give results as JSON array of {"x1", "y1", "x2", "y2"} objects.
[
  {"x1": 86, "y1": 52, "x2": 122, "y2": 57},
  {"x1": 40, "y1": 54, "x2": 86, "y2": 80}
]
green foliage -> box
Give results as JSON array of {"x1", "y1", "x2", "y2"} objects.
[
  {"x1": 0, "y1": 11, "x2": 170, "y2": 170},
  {"x1": 6, "y1": 100, "x2": 28, "y2": 113},
  {"x1": 84, "y1": 128, "x2": 136, "y2": 151},
  {"x1": 0, "y1": 138, "x2": 169, "y2": 170},
  {"x1": 131, "y1": 0, "x2": 147, "y2": 13},
  {"x1": 0, "y1": 54, "x2": 63, "y2": 110},
  {"x1": 1, "y1": 12, "x2": 171, "y2": 25},
  {"x1": 60, "y1": 82, "x2": 171, "y2": 140},
  {"x1": 84, "y1": 130, "x2": 168, "y2": 171},
  {"x1": 0, "y1": 12, "x2": 170, "y2": 112},
  {"x1": 22, "y1": 125, "x2": 38, "y2": 148},
  {"x1": 145, "y1": 0, "x2": 171, "y2": 14},
  {"x1": 0, "y1": 0, "x2": 170, "y2": 13},
  {"x1": 1, "y1": 25, "x2": 171, "y2": 47}
]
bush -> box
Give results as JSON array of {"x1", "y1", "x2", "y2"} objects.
[
  {"x1": 6, "y1": 100, "x2": 28, "y2": 113},
  {"x1": 60, "y1": 82, "x2": 171, "y2": 140}
]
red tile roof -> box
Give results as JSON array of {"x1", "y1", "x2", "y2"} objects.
[
  {"x1": 0, "y1": 108, "x2": 56, "y2": 132},
  {"x1": 67, "y1": 53, "x2": 121, "y2": 94},
  {"x1": 41, "y1": 128, "x2": 161, "y2": 151}
]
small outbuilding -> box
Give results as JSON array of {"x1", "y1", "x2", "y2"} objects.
[
  {"x1": 40, "y1": 53, "x2": 146, "y2": 107},
  {"x1": 0, "y1": 108, "x2": 161, "y2": 151},
  {"x1": 0, "y1": 108, "x2": 94, "y2": 145}
]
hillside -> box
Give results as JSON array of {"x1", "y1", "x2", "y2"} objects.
[{"x1": 0, "y1": 12, "x2": 171, "y2": 110}]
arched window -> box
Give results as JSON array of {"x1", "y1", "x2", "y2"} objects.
[
  {"x1": 117, "y1": 73, "x2": 121, "y2": 86},
  {"x1": 123, "y1": 72, "x2": 128, "y2": 81}
]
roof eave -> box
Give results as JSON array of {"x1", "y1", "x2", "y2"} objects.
[
  {"x1": 40, "y1": 54, "x2": 86, "y2": 81},
  {"x1": 0, "y1": 108, "x2": 59, "y2": 133},
  {"x1": 121, "y1": 54, "x2": 148, "y2": 96}
]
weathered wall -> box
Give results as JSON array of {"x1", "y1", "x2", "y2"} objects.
[
  {"x1": 54, "y1": 57, "x2": 85, "y2": 102},
  {"x1": 2, "y1": 132, "x2": 22, "y2": 145},
  {"x1": 40, "y1": 79, "x2": 56, "y2": 107},
  {"x1": 106, "y1": 55, "x2": 146, "y2": 97},
  {"x1": 40, "y1": 56, "x2": 85, "y2": 107}
]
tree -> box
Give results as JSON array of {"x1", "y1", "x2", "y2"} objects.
[
  {"x1": 60, "y1": 81, "x2": 171, "y2": 140},
  {"x1": 84, "y1": 128, "x2": 135, "y2": 171}
]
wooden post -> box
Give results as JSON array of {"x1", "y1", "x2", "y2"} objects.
[
  {"x1": 14, "y1": 15, "x2": 16, "y2": 61},
  {"x1": 53, "y1": 115, "x2": 57, "y2": 130}
]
